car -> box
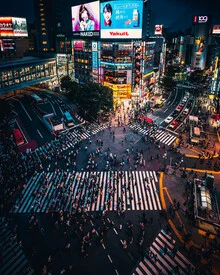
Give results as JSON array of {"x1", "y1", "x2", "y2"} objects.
[
  {"x1": 183, "y1": 108, "x2": 189, "y2": 115},
  {"x1": 164, "y1": 116, "x2": 174, "y2": 124},
  {"x1": 168, "y1": 120, "x2": 179, "y2": 129},
  {"x1": 172, "y1": 110, "x2": 179, "y2": 117},
  {"x1": 12, "y1": 129, "x2": 25, "y2": 146},
  {"x1": 177, "y1": 114, "x2": 185, "y2": 122},
  {"x1": 176, "y1": 105, "x2": 183, "y2": 111}
]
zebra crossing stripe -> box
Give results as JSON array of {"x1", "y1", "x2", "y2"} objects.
[
  {"x1": 12, "y1": 171, "x2": 161, "y2": 213},
  {"x1": 129, "y1": 123, "x2": 177, "y2": 145},
  {"x1": 134, "y1": 229, "x2": 194, "y2": 275},
  {"x1": 20, "y1": 173, "x2": 43, "y2": 213}
]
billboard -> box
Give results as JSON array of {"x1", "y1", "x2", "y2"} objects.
[
  {"x1": 193, "y1": 15, "x2": 208, "y2": 24},
  {"x1": 71, "y1": 1, "x2": 100, "y2": 38},
  {"x1": 100, "y1": 1, "x2": 143, "y2": 39},
  {"x1": 213, "y1": 25, "x2": 220, "y2": 34},
  {"x1": 0, "y1": 17, "x2": 28, "y2": 37},
  {"x1": 154, "y1": 25, "x2": 162, "y2": 35},
  {"x1": 194, "y1": 37, "x2": 205, "y2": 54}
]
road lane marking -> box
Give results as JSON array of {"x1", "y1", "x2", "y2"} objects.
[
  {"x1": 37, "y1": 129, "x2": 43, "y2": 138},
  {"x1": 102, "y1": 243, "x2": 106, "y2": 249},
  {"x1": 115, "y1": 269, "x2": 119, "y2": 275},
  {"x1": 11, "y1": 98, "x2": 32, "y2": 121},
  {"x1": 108, "y1": 255, "x2": 113, "y2": 263},
  {"x1": 170, "y1": 88, "x2": 178, "y2": 105},
  {"x1": 163, "y1": 108, "x2": 168, "y2": 113},
  {"x1": 113, "y1": 228, "x2": 118, "y2": 235},
  {"x1": 15, "y1": 119, "x2": 28, "y2": 144}
]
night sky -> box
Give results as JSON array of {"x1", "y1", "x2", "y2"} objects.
[{"x1": 1, "y1": 0, "x2": 220, "y2": 31}]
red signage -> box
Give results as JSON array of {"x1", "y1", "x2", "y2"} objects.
[
  {"x1": 154, "y1": 25, "x2": 162, "y2": 35},
  {"x1": 0, "y1": 17, "x2": 14, "y2": 37},
  {"x1": 213, "y1": 25, "x2": 220, "y2": 34}
]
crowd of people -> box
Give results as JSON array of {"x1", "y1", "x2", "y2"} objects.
[{"x1": 0, "y1": 96, "x2": 219, "y2": 274}]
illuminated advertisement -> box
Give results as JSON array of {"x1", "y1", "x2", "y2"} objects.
[
  {"x1": 154, "y1": 25, "x2": 162, "y2": 35},
  {"x1": 12, "y1": 18, "x2": 28, "y2": 36},
  {"x1": 0, "y1": 17, "x2": 28, "y2": 37},
  {"x1": 132, "y1": 42, "x2": 143, "y2": 97},
  {"x1": 193, "y1": 15, "x2": 208, "y2": 24},
  {"x1": 100, "y1": 1, "x2": 143, "y2": 39},
  {"x1": 194, "y1": 37, "x2": 205, "y2": 54},
  {"x1": 213, "y1": 25, "x2": 220, "y2": 34},
  {"x1": 71, "y1": 1, "x2": 100, "y2": 38}
]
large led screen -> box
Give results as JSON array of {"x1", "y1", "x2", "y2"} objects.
[
  {"x1": 100, "y1": 1, "x2": 143, "y2": 39},
  {"x1": 0, "y1": 17, "x2": 28, "y2": 37},
  {"x1": 71, "y1": 1, "x2": 100, "y2": 38}
]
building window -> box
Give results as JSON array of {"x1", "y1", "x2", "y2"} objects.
[
  {"x1": 42, "y1": 41, "x2": 47, "y2": 44},
  {"x1": 41, "y1": 28, "x2": 46, "y2": 31},
  {"x1": 40, "y1": 18, "x2": 45, "y2": 21},
  {"x1": 42, "y1": 32, "x2": 46, "y2": 36},
  {"x1": 40, "y1": 8, "x2": 44, "y2": 11},
  {"x1": 41, "y1": 23, "x2": 46, "y2": 26}
]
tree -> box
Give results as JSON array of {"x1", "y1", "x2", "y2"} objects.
[
  {"x1": 60, "y1": 77, "x2": 114, "y2": 121},
  {"x1": 60, "y1": 76, "x2": 73, "y2": 92},
  {"x1": 0, "y1": 99, "x2": 10, "y2": 120},
  {"x1": 159, "y1": 75, "x2": 176, "y2": 95},
  {"x1": 188, "y1": 70, "x2": 206, "y2": 84}
]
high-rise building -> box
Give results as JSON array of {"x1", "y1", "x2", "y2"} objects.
[
  {"x1": 191, "y1": 15, "x2": 211, "y2": 70},
  {"x1": 34, "y1": 0, "x2": 72, "y2": 53}
]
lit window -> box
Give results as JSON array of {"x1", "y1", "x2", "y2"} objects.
[
  {"x1": 41, "y1": 23, "x2": 46, "y2": 26},
  {"x1": 42, "y1": 41, "x2": 47, "y2": 44},
  {"x1": 40, "y1": 13, "x2": 45, "y2": 16},
  {"x1": 41, "y1": 18, "x2": 45, "y2": 21},
  {"x1": 41, "y1": 28, "x2": 46, "y2": 31},
  {"x1": 40, "y1": 9, "x2": 44, "y2": 11},
  {"x1": 42, "y1": 32, "x2": 46, "y2": 35}
]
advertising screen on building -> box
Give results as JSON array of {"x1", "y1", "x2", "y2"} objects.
[
  {"x1": 154, "y1": 25, "x2": 162, "y2": 35},
  {"x1": 0, "y1": 17, "x2": 28, "y2": 37},
  {"x1": 100, "y1": 1, "x2": 143, "y2": 39},
  {"x1": 71, "y1": 1, "x2": 100, "y2": 38},
  {"x1": 213, "y1": 25, "x2": 220, "y2": 34},
  {"x1": 195, "y1": 37, "x2": 205, "y2": 54}
]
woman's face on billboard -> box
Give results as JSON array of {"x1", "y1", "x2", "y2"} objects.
[
  {"x1": 103, "y1": 8, "x2": 111, "y2": 22},
  {"x1": 81, "y1": 10, "x2": 88, "y2": 21}
]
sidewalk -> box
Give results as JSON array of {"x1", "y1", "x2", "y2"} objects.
[{"x1": 160, "y1": 171, "x2": 220, "y2": 274}]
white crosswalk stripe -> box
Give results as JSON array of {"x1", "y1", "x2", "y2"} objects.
[
  {"x1": 0, "y1": 218, "x2": 34, "y2": 275},
  {"x1": 11, "y1": 171, "x2": 161, "y2": 213},
  {"x1": 133, "y1": 229, "x2": 194, "y2": 275},
  {"x1": 129, "y1": 123, "x2": 177, "y2": 146}
]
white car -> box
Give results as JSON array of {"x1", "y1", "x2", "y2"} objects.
[
  {"x1": 164, "y1": 116, "x2": 174, "y2": 124},
  {"x1": 183, "y1": 108, "x2": 189, "y2": 115}
]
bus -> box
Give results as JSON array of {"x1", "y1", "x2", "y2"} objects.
[
  {"x1": 64, "y1": 111, "x2": 74, "y2": 127},
  {"x1": 12, "y1": 129, "x2": 25, "y2": 146},
  {"x1": 31, "y1": 94, "x2": 43, "y2": 104}
]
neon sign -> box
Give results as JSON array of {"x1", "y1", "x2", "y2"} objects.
[{"x1": 198, "y1": 16, "x2": 208, "y2": 23}]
